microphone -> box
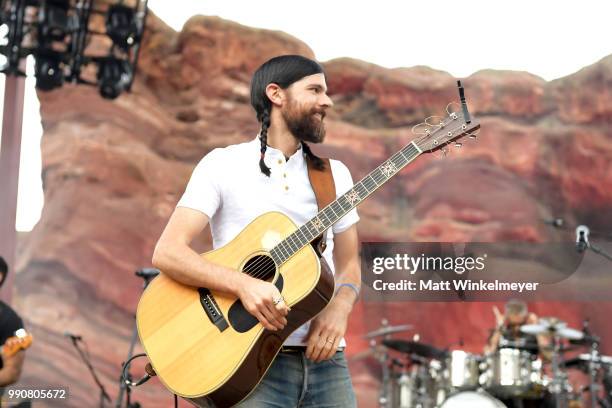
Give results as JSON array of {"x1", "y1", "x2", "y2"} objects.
[
  {"x1": 576, "y1": 225, "x2": 590, "y2": 253},
  {"x1": 135, "y1": 268, "x2": 160, "y2": 279},
  {"x1": 544, "y1": 218, "x2": 564, "y2": 228},
  {"x1": 64, "y1": 331, "x2": 82, "y2": 341}
]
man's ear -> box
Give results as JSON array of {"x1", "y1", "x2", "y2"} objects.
[{"x1": 265, "y1": 83, "x2": 284, "y2": 107}]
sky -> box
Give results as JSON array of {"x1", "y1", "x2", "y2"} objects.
[{"x1": 4, "y1": 0, "x2": 612, "y2": 231}]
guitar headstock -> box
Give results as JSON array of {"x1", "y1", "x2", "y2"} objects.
[
  {"x1": 412, "y1": 81, "x2": 480, "y2": 156},
  {"x1": 2, "y1": 329, "x2": 33, "y2": 358}
]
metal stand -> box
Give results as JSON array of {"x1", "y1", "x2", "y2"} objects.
[
  {"x1": 0, "y1": 69, "x2": 26, "y2": 302},
  {"x1": 588, "y1": 341, "x2": 600, "y2": 408},
  {"x1": 549, "y1": 333, "x2": 568, "y2": 408},
  {"x1": 68, "y1": 336, "x2": 111, "y2": 407},
  {"x1": 114, "y1": 268, "x2": 159, "y2": 408},
  {"x1": 376, "y1": 319, "x2": 392, "y2": 407}
]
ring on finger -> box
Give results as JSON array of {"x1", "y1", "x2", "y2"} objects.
[{"x1": 273, "y1": 296, "x2": 284, "y2": 305}]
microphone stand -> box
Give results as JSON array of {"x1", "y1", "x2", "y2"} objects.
[
  {"x1": 68, "y1": 335, "x2": 111, "y2": 407},
  {"x1": 114, "y1": 268, "x2": 159, "y2": 408},
  {"x1": 544, "y1": 219, "x2": 612, "y2": 262},
  {"x1": 587, "y1": 243, "x2": 612, "y2": 262},
  {"x1": 574, "y1": 224, "x2": 612, "y2": 262}
]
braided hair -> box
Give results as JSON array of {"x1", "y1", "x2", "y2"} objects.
[
  {"x1": 258, "y1": 108, "x2": 272, "y2": 176},
  {"x1": 250, "y1": 55, "x2": 326, "y2": 176}
]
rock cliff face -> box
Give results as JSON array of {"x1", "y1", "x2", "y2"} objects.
[{"x1": 12, "y1": 9, "x2": 612, "y2": 407}]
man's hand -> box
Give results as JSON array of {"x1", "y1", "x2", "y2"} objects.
[
  {"x1": 237, "y1": 277, "x2": 289, "y2": 331},
  {"x1": 0, "y1": 349, "x2": 25, "y2": 386},
  {"x1": 304, "y1": 298, "x2": 352, "y2": 362}
]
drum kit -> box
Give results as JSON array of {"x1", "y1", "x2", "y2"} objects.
[{"x1": 358, "y1": 318, "x2": 612, "y2": 408}]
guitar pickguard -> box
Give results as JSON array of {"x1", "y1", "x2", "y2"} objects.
[{"x1": 227, "y1": 274, "x2": 284, "y2": 333}]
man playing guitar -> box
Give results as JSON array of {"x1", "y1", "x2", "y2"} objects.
[{"x1": 152, "y1": 55, "x2": 361, "y2": 407}]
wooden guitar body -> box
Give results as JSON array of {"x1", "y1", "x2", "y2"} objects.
[{"x1": 137, "y1": 211, "x2": 335, "y2": 407}]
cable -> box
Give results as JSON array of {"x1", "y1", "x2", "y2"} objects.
[{"x1": 120, "y1": 352, "x2": 148, "y2": 386}]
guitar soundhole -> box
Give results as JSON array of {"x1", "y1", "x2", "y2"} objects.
[{"x1": 242, "y1": 255, "x2": 276, "y2": 282}]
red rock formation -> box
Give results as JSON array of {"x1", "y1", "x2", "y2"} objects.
[{"x1": 11, "y1": 9, "x2": 612, "y2": 407}]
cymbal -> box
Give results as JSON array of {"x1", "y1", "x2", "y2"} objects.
[
  {"x1": 382, "y1": 339, "x2": 448, "y2": 360},
  {"x1": 558, "y1": 328, "x2": 585, "y2": 340},
  {"x1": 520, "y1": 318, "x2": 584, "y2": 340},
  {"x1": 581, "y1": 353, "x2": 612, "y2": 364},
  {"x1": 364, "y1": 324, "x2": 413, "y2": 339},
  {"x1": 564, "y1": 353, "x2": 612, "y2": 369}
]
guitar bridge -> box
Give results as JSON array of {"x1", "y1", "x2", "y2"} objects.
[{"x1": 198, "y1": 288, "x2": 229, "y2": 332}]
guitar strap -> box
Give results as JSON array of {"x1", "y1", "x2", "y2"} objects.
[{"x1": 305, "y1": 156, "x2": 336, "y2": 255}]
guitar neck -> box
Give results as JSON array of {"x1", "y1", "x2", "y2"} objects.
[{"x1": 270, "y1": 141, "x2": 423, "y2": 264}]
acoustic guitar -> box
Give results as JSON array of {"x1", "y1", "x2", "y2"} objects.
[
  {"x1": 137, "y1": 82, "x2": 480, "y2": 407},
  {"x1": 1, "y1": 329, "x2": 33, "y2": 359}
]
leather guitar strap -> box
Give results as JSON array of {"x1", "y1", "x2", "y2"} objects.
[{"x1": 306, "y1": 156, "x2": 336, "y2": 255}]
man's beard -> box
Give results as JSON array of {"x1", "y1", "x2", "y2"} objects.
[{"x1": 281, "y1": 101, "x2": 326, "y2": 143}]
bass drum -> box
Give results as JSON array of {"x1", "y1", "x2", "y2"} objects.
[{"x1": 440, "y1": 391, "x2": 506, "y2": 408}]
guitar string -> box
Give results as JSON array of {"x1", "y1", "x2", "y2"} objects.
[
  {"x1": 244, "y1": 142, "x2": 419, "y2": 281},
  {"x1": 244, "y1": 142, "x2": 422, "y2": 281},
  {"x1": 240, "y1": 106, "x2": 469, "y2": 281},
  {"x1": 242, "y1": 106, "x2": 468, "y2": 281},
  {"x1": 244, "y1": 109, "x2": 471, "y2": 281}
]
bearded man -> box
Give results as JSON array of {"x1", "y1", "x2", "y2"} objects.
[{"x1": 152, "y1": 55, "x2": 360, "y2": 407}]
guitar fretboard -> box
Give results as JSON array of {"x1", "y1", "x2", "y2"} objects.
[{"x1": 270, "y1": 141, "x2": 422, "y2": 264}]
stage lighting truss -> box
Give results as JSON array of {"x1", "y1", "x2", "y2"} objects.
[{"x1": 0, "y1": 0, "x2": 148, "y2": 99}]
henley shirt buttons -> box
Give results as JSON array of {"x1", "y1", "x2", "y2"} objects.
[
  {"x1": 283, "y1": 173, "x2": 287, "y2": 178},
  {"x1": 277, "y1": 159, "x2": 283, "y2": 164},
  {"x1": 284, "y1": 186, "x2": 289, "y2": 191}
]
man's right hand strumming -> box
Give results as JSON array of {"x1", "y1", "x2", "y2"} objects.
[
  {"x1": 237, "y1": 277, "x2": 289, "y2": 331},
  {"x1": 152, "y1": 207, "x2": 290, "y2": 332}
]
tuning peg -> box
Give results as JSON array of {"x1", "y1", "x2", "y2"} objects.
[
  {"x1": 468, "y1": 133, "x2": 477, "y2": 140},
  {"x1": 455, "y1": 142, "x2": 462, "y2": 148}
]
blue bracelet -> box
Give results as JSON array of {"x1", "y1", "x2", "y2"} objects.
[{"x1": 335, "y1": 283, "x2": 360, "y2": 300}]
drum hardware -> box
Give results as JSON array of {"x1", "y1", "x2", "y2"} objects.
[
  {"x1": 563, "y1": 353, "x2": 612, "y2": 369},
  {"x1": 365, "y1": 322, "x2": 414, "y2": 340},
  {"x1": 532, "y1": 318, "x2": 580, "y2": 408},
  {"x1": 582, "y1": 325, "x2": 603, "y2": 408},
  {"x1": 520, "y1": 317, "x2": 603, "y2": 408},
  {"x1": 382, "y1": 339, "x2": 449, "y2": 361},
  {"x1": 364, "y1": 319, "x2": 414, "y2": 407},
  {"x1": 602, "y1": 365, "x2": 612, "y2": 408},
  {"x1": 368, "y1": 316, "x2": 609, "y2": 408},
  {"x1": 378, "y1": 333, "x2": 448, "y2": 408},
  {"x1": 498, "y1": 338, "x2": 539, "y2": 353},
  {"x1": 481, "y1": 348, "x2": 545, "y2": 399}
]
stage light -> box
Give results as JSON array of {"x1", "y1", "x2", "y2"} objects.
[
  {"x1": 1, "y1": 0, "x2": 147, "y2": 97},
  {"x1": 38, "y1": 0, "x2": 70, "y2": 42},
  {"x1": 105, "y1": 4, "x2": 136, "y2": 49},
  {"x1": 34, "y1": 51, "x2": 64, "y2": 90},
  {"x1": 97, "y1": 57, "x2": 132, "y2": 99}
]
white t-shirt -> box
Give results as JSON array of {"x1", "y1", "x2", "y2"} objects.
[{"x1": 177, "y1": 135, "x2": 359, "y2": 346}]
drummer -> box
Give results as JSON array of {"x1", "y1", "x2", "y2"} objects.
[{"x1": 484, "y1": 299, "x2": 551, "y2": 361}]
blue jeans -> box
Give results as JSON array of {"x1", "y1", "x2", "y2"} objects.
[{"x1": 236, "y1": 350, "x2": 357, "y2": 408}]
